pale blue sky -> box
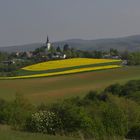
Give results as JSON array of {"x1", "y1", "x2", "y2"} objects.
[{"x1": 0, "y1": 0, "x2": 140, "y2": 46}]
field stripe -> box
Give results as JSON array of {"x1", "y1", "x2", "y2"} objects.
[
  {"x1": 3, "y1": 65, "x2": 121, "y2": 79},
  {"x1": 22, "y1": 58, "x2": 121, "y2": 71}
]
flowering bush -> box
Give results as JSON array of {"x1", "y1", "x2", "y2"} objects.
[{"x1": 26, "y1": 111, "x2": 62, "y2": 134}]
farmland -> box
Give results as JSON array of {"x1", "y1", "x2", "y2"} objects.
[
  {"x1": 8, "y1": 65, "x2": 121, "y2": 79},
  {"x1": 22, "y1": 58, "x2": 121, "y2": 71},
  {"x1": 0, "y1": 66, "x2": 139, "y2": 104},
  {"x1": 2, "y1": 58, "x2": 121, "y2": 79}
]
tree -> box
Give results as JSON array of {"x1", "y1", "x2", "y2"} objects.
[
  {"x1": 49, "y1": 46, "x2": 56, "y2": 54},
  {"x1": 127, "y1": 52, "x2": 140, "y2": 65},
  {"x1": 63, "y1": 44, "x2": 70, "y2": 52},
  {"x1": 93, "y1": 51, "x2": 103, "y2": 58},
  {"x1": 0, "y1": 52, "x2": 8, "y2": 61},
  {"x1": 121, "y1": 51, "x2": 129, "y2": 60},
  {"x1": 105, "y1": 83, "x2": 122, "y2": 95},
  {"x1": 102, "y1": 103, "x2": 128, "y2": 137},
  {"x1": 126, "y1": 124, "x2": 140, "y2": 139},
  {"x1": 10, "y1": 93, "x2": 33, "y2": 129},
  {"x1": 84, "y1": 91, "x2": 98, "y2": 101},
  {"x1": 56, "y1": 46, "x2": 61, "y2": 52},
  {"x1": 50, "y1": 102, "x2": 93, "y2": 134},
  {"x1": 110, "y1": 48, "x2": 119, "y2": 56}
]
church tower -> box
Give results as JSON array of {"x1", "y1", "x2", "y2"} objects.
[{"x1": 46, "y1": 36, "x2": 51, "y2": 51}]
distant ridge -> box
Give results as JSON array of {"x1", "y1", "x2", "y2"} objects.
[
  {"x1": 0, "y1": 43, "x2": 43, "y2": 53},
  {"x1": 0, "y1": 35, "x2": 140, "y2": 52}
]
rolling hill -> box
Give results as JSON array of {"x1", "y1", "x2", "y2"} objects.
[
  {"x1": 0, "y1": 35, "x2": 140, "y2": 52},
  {"x1": 0, "y1": 66, "x2": 139, "y2": 104}
]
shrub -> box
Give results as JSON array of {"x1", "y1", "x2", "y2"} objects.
[
  {"x1": 25, "y1": 110, "x2": 62, "y2": 135},
  {"x1": 102, "y1": 103, "x2": 128, "y2": 137},
  {"x1": 84, "y1": 91, "x2": 98, "y2": 101},
  {"x1": 126, "y1": 124, "x2": 140, "y2": 139},
  {"x1": 50, "y1": 102, "x2": 93, "y2": 135},
  {"x1": 0, "y1": 99, "x2": 8, "y2": 123},
  {"x1": 105, "y1": 83, "x2": 122, "y2": 95},
  {"x1": 9, "y1": 94, "x2": 33, "y2": 129}
]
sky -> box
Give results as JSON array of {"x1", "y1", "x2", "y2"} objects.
[{"x1": 1, "y1": 0, "x2": 140, "y2": 46}]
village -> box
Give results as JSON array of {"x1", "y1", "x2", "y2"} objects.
[{"x1": 0, "y1": 35, "x2": 124, "y2": 67}]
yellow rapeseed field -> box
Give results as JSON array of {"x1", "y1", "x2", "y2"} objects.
[
  {"x1": 22, "y1": 58, "x2": 121, "y2": 71},
  {"x1": 6, "y1": 65, "x2": 121, "y2": 79}
]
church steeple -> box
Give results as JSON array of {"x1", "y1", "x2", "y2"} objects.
[
  {"x1": 47, "y1": 36, "x2": 49, "y2": 44},
  {"x1": 46, "y1": 35, "x2": 51, "y2": 51}
]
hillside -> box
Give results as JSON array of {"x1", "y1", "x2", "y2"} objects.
[
  {"x1": 0, "y1": 35, "x2": 140, "y2": 52},
  {"x1": 55, "y1": 35, "x2": 140, "y2": 51},
  {"x1": 0, "y1": 66, "x2": 139, "y2": 104},
  {"x1": 0, "y1": 43, "x2": 43, "y2": 52}
]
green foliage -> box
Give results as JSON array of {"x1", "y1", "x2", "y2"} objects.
[
  {"x1": 0, "y1": 99, "x2": 8, "y2": 123},
  {"x1": 105, "y1": 83, "x2": 122, "y2": 95},
  {"x1": 63, "y1": 44, "x2": 70, "y2": 52},
  {"x1": 49, "y1": 46, "x2": 56, "y2": 54},
  {"x1": 50, "y1": 102, "x2": 93, "y2": 135},
  {"x1": 121, "y1": 80, "x2": 140, "y2": 96},
  {"x1": 82, "y1": 95, "x2": 129, "y2": 139},
  {"x1": 56, "y1": 46, "x2": 62, "y2": 53},
  {"x1": 0, "y1": 94, "x2": 33, "y2": 129},
  {"x1": 105, "y1": 80, "x2": 140, "y2": 103},
  {"x1": 121, "y1": 51, "x2": 129, "y2": 60},
  {"x1": 84, "y1": 91, "x2": 98, "y2": 101},
  {"x1": 0, "y1": 52, "x2": 9, "y2": 61},
  {"x1": 9, "y1": 94, "x2": 33, "y2": 129},
  {"x1": 110, "y1": 48, "x2": 119, "y2": 56},
  {"x1": 127, "y1": 52, "x2": 140, "y2": 65},
  {"x1": 126, "y1": 124, "x2": 140, "y2": 139},
  {"x1": 92, "y1": 50, "x2": 104, "y2": 58},
  {"x1": 102, "y1": 103, "x2": 128, "y2": 136}
]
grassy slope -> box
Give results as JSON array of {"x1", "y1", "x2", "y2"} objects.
[
  {"x1": 0, "y1": 125, "x2": 79, "y2": 140},
  {"x1": 0, "y1": 66, "x2": 140, "y2": 104}
]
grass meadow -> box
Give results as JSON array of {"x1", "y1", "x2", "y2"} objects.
[
  {"x1": 0, "y1": 66, "x2": 139, "y2": 104},
  {"x1": 0, "y1": 125, "x2": 79, "y2": 140}
]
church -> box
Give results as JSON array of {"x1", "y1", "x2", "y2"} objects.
[{"x1": 44, "y1": 35, "x2": 66, "y2": 59}]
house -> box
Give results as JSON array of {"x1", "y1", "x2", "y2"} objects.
[
  {"x1": 1, "y1": 60, "x2": 15, "y2": 65},
  {"x1": 111, "y1": 56, "x2": 120, "y2": 59},
  {"x1": 48, "y1": 52, "x2": 67, "y2": 59},
  {"x1": 122, "y1": 60, "x2": 128, "y2": 65},
  {"x1": 26, "y1": 51, "x2": 33, "y2": 58}
]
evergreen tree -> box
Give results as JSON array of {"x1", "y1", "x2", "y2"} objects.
[{"x1": 56, "y1": 46, "x2": 61, "y2": 52}]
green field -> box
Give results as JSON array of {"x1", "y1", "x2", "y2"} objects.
[
  {"x1": 0, "y1": 125, "x2": 79, "y2": 140},
  {"x1": 0, "y1": 66, "x2": 140, "y2": 104}
]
